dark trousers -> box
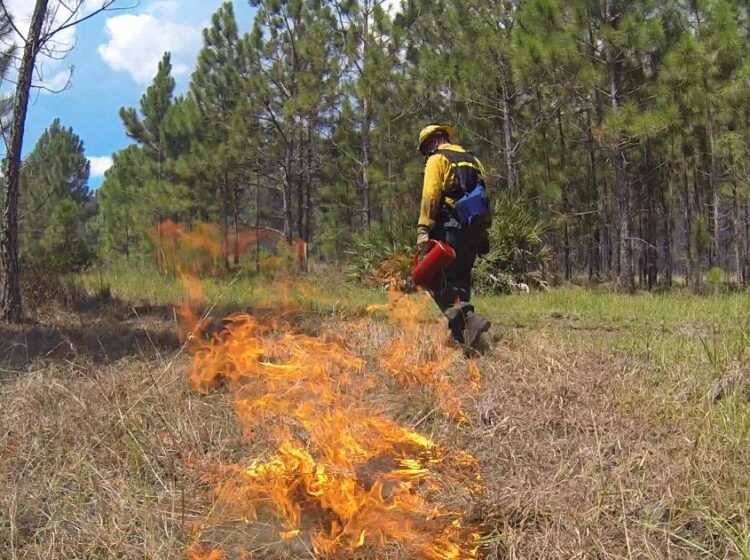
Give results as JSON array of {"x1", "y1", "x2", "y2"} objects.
[{"x1": 428, "y1": 220, "x2": 477, "y2": 313}]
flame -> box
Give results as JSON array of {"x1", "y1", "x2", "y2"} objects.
[
  {"x1": 186, "y1": 544, "x2": 227, "y2": 560},
  {"x1": 172, "y1": 224, "x2": 482, "y2": 558},
  {"x1": 371, "y1": 291, "x2": 482, "y2": 422}
]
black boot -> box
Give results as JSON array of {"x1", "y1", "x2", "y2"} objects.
[
  {"x1": 445, "y1": 306, "x2": 468, "y2": 345},
  {"x1": 465, "y1": 312, "x2": 491, "y2": 349}
]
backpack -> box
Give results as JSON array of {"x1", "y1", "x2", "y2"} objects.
[{"x1": 436, "y1": 148, "x2": 491, "y2": 228}]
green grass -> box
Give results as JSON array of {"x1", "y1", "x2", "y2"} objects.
[
  {"x1": 479, "y1": 288, "x2": 750, "y2": 332},
  {"x1": 79, "y1": 263, "x2": 386, "y2": 316}
]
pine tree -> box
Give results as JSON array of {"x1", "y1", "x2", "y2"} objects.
[
  {"x1": 100, "y1": 54, "x2": 191, "y2": 266},
  {"x1": 20, "y1": 119, "x2": 93, "y2": 267},
  {"x1": 190, "y1": 2, "x2": 249, "y2": 266}
]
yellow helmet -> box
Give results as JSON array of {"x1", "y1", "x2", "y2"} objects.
[{"x1": 418, "y1": 124, "x2": 457, "y2": 153}]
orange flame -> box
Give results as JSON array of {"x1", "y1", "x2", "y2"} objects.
[
  {"x1": 370, "y1": 291, "x2": 482, "y2": 422},
  {"x1": 186, "y1": 545, "x2": 226, "y2": 560},
  {"x1": 174, "y1": 226, "x2": 482, "y2": 558}
]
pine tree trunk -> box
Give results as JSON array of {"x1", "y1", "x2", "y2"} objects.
[
  {"x1": 360, "y1": 0, "x2": 372, "y2": 231},
  {"x1": 296, "y1": 131, "x2": 305, "y2": 246},
  {"x1": 304, "y1": 125, "x2": 313, "y2": 243},
  {"x1": 221, "y1": 170, "x2": 230, "y2": 271},
  {"x1": 706, "y1": 106, "x2": 721, "y2": 270},
  {"x1": 585, "y1": 108, "x2": 605, "y2": 278},
  {"x1": 255, "y1": 178, "x2": 261, "y2": 274},
  {"x1": 684, "y1": 164, "x2": 692, "y2": 289},
  {"x1": 233, "y1": 182, "x2": 240, "y2": 266},
  {"x1": 693, "y1": 164, "x2": 704, "y2": 290},
  {"x1": 608, "y1": 54, "x2": 633, "y2": 292},
  {"x1": 647, "y1": 179, "x2": 658, "y2": 290},
  {"x1": 732, "y1": 183, "x2": 745, "y2": 284},
  {"x1": 641, "y1": 145, "x2": 658, "y2": 290},
  {"x1": 557, "y1": 108, "x2": 570, "y2": 281},
  {"x1": 0, "y1": 0, "x2": 48, "y2": 322},
  {"x1": 361, "y1": 96, "x2": 372, "y2": 231},
  {"x1": 282, "y1": 143, "x2": 294, "y2": 244},
  {"x1": 662, "y1": 181, "x2": 673, "y2": 288},
  {"x1": 501, "y1": 77, "x2": 517, "y2": 192}
]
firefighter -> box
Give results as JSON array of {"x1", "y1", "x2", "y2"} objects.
[{"x1": 416, "y1": 124, "x2": 492, "y2": 348}]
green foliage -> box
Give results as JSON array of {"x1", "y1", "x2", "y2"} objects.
[
  {"x1": 97, "y1": 55, "x2": 194, "y2": 262},
  {"x1": 706, "y1": 266, "x2": 727, "y2": 290},
  {"x1": 42, "y1": 199, "x2": 94, "y2": 269},
  {"x1": 20, "y1": 119, "x2": 94, "y2": 271},
  {"x1": 474, "y1": 195, "x2": 551, "y2": 294},
  {"x1": 346, "y1": 219, "x2": 414, "y2": 286}
]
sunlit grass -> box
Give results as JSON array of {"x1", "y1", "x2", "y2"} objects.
[
  {"x1": 23, "y1": 267, "x2": 750, "y2": 557},
  {"x1": 79, "y1": 263, "x2": 386, "y2": 316}
]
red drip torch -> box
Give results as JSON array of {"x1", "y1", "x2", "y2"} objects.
[{"x1": 412, "y1": 240, "x2": 456, "y2": 287}]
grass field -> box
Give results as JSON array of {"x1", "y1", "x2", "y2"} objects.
[{"x1": 2, "y1": 269, "x2": 750, "y2": 558}]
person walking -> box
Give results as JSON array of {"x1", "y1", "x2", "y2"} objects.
[{"x1": 416, "y1": 124, "x2": 492, "y2": 348}]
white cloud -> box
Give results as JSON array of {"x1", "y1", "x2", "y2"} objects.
[
  {"x1": 3, "y1": 0, "x2": 109, "y2": 90},
  {"x1": 98, "y1": 2, "x2": 202, "y2": 84},
  {"x1": 3, "y1": 0, "x2": 95, "y2": 50},
  {"x1": 89, "y1": 155, "x2": 113, "y2": 177}
]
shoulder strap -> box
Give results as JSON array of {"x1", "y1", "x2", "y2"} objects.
[
  {"x1": 437, "y1": 149, "x2": 483, "y2": 194},
  {"x1": 437, "y1": 149, "x2": 481, "y2": 169}
]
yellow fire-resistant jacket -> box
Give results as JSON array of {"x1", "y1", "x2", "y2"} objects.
[{"x1": 418, "y1": 143, "x2": 487, "y2": 231}]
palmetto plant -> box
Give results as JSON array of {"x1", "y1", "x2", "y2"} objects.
[
  {"x1": 346, "y1": 219, "x2": 414, "y2": 286},
  {"x1": 474, "y1": 195, "x2": 551, "y2": 293}
]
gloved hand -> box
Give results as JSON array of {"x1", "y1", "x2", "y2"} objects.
[{"x1": 417, "y1": 228, "x2": 431, "y2": 256}]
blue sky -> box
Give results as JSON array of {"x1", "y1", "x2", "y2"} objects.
[{"x1": 6, "y1": 0, "x2": 254, "y2": 187}]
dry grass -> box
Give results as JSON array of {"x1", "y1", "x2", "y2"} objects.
[{"x1": 1, "y1": 281, "x2": 749, "y2": 558}]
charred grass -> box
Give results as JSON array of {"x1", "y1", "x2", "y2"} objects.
[{"x1": 2, "y1": 277, "x2": 750, "y2": 558}]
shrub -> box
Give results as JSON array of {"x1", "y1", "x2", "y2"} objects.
[
  {"x1": 474, "y1": 195, "x2": 551, "y2": 294},
  {"x1": 705, "y1": 266, "x2": 727, "y2": 293},
  {"x1": 346, "y1": 220, "x2": 414, "y2": 289}
]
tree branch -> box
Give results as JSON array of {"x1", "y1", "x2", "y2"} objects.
[
  {"x1": 0, "y1": 1, "x2": 27, "y2": 43},
  {"x1": 41, "y1": 0, "x2": 140, "y2": 43}
]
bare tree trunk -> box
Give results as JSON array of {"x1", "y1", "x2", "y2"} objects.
[
  {"x1": 296, "y1": 131, "x2": 305, "y2": 245},
  {"x1": 500, "y1": 76, "x2": 517, "y2": 192},
  {"x1": 361, "y1": 96, "x2": 372, "y2": 230},
  {"x1": 588, "y1": 24, "x2": 610, "y2": 279},
  {"x1": 684, "y1": 165, "x2": 692, "y2": 289},
  {"x1": 255, "y1": 177, "x2": 261, "y2": 274},
  {"x1": 557, "y1": 108, "x2": 571, "y2": 281},
  {"x1": 0, "y1": 0, "x2": 48, "y2": 322},
  {"x1": 221, "y1": 169, "x2": 230, "y2": 270},
  {"x1": 608, "y1": 53, "x2": 633, "y2": 292},
  {"x1": 304, "y1": 124, "x2": 313, "y2": 243},
  {"x1": 232, "y1": 182, "x2": 240, "y2": 266},
  {"x1": 731, "y1": 184, "x2": 742, "y2": 284},
  {"x1": 359, "y1": 0, "x2": 372, "y2": 231},
  {"x1": 646, "y1": 179, "x2": 658, "y2": 290},
  {"x1": 585, "y1": 108, "x2": 605, "y2": 278},
  {"x1": 706, "y1": 104, "x2": 721, "y2": 270},
  {"x1": 282, "y1": 143, "x2": 294, "y2": 244},
  {"x1": 692, "y1": 165, "x2": 704, "y2": 290},
  {"x1": 662, "y1": 180, "x2": 673, "y2": 288}
]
